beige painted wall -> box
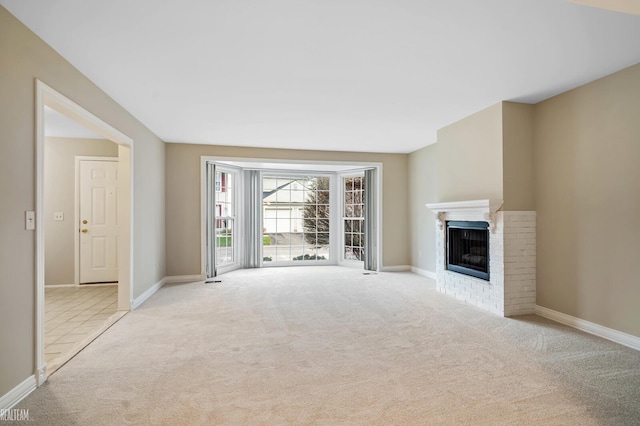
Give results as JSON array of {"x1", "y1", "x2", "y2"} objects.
[
  {"x1": 165, "y1": 143, "x2": 409, "y2": 276},
  {"x1": 408, "y1": 66, "x2": 640, "y2": 339},
  {"x1": 407, "y1": 144, "x2": 438, "y2": 272},
  {"x1": 44, "y1": 137, "x2": 118, "y2": 285},
  {"x1": 436, "y1": 102, "x2": 504, "y2": 203},
  {"x1": 502, "y1": 102, "x2": 535, "y2": 211},
  {"x1": 407, "y1": 102, "x2": 504, "y2": 275},
  {"x1": 0, "y1": 6, "x2": 165, "y2": 397},
  {"x1": 534, "y1": 63, "x2": 640, "y2": 337}
]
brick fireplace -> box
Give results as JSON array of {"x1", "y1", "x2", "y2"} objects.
[{"x1": 426, "y1": 200, "x2": 536, "y2": 317}]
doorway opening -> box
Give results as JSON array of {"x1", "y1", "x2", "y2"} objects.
[{"x1": 36, "y1": 81, "x2": 133, "y2": 383}]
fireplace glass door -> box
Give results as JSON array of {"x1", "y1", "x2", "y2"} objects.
[{"x1": 446, "y1": 221, "x2": 490, "y2": 280}]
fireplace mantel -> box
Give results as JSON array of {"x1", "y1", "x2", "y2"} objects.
[{"x1": 425, "y1": 199, "x2": 503, "y2": 231}]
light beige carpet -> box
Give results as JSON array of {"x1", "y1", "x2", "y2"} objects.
[{"x1": 11, "y1": 267, "x2": 640, "y2": 425}]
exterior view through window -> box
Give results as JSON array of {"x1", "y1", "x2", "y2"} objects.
[
  {"x1": 262, "y1": 175, "x2": 330, "y2": 263},
  {"x1": 215, "y1": 170, "x2": 235, "y2": 268},
  {"x1": 343, "y1": 175, "x2": 365, "y2": 261}
]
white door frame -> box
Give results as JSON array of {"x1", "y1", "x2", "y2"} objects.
[
  {"x1": 35, "y1": 80, "x2": 134, "y2": 385},
  {"x1": 75, "y1": 156, "x2": 119, "y2": 286}
]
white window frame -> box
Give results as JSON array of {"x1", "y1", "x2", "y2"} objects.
[
  {"x1": 202, "y1": 161, "x2": 243, "y2": 277},
  {"x1": 261, "y1": 170, "x2": 335, "y2": 267},
  {"x1": 338, "y1": 171, "x2": 366, "y2": 267},
  {"x1": 200, "y1": 156, "x2": 383, "y2": 273}
]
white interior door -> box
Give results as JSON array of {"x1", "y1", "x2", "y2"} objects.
[{"x1": 79, "y1": 159, "x2": 119, "y2": 283}]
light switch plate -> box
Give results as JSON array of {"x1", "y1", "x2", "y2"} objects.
[
  {"x1": 26, "y1": 211, "x2": 35, "y2": 230},
  {"x1": 54, "y1": 212, "x2": 64, "y2": 221}
]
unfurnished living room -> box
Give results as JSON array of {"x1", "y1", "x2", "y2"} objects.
[{"x1": 1, "y1": 0, "x2": 639, "y2": 424}]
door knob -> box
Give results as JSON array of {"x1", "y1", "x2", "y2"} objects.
[
  {"x1": 81, "y1": 228, "x2": 88, "y2": 233},
  {"x1": 82, "y1": 220, "x2": 88, "y2": 224}
]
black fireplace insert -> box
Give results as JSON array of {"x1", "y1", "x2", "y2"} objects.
[{"x1": 446, "y1": 221, "x2": 490, "y2": 280}]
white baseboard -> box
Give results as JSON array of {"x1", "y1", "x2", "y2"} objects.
[
  {"x1": 410, "y1": 267, "x2": 437, "y2": 280},
  {"x1": 0, "y1": 375, "x2": 36, "y2": 411},
  {"x1": 380, "y1": 265, "x2": 411, "y2": 272},
  {"x1": 165, "y1": 274, "x2": 204, "y2": 284},
  {"x1": 131, "y1": 277, "x2": 167, "y2": 310},
  {"x1": 535, "y1": 305, "x2": 640, "y2": 351},
  {"x1": 131, "y1": 275, "x2": 203, "y2": 310},
  {"x1": 44, "y1": 284, "x2": 75, "y2": 288}
]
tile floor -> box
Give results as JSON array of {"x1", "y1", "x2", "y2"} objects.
[{"x1": 45, "y1": 285, "x2": 118, "y2": 367}]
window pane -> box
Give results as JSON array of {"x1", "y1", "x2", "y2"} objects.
[
  {"x1": 214, "y1": 170, "x2": 236, "y2": 270},
  {"x1": 264, "y1": 175, "x2": 330, "y2": 264},
  {"x1": 342, "y1": 174, "x2": 365, "y2": 262}
]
